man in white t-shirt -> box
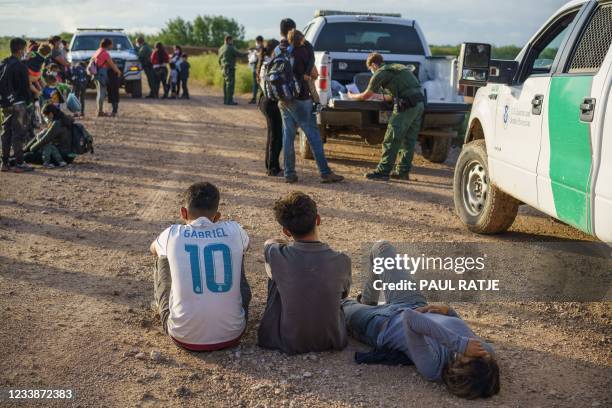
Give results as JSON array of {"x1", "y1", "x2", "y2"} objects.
[{"x1": 150, "y1": 182, "x2": 251, "y2": 351}]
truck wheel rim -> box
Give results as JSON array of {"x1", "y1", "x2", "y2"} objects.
[{"x1": 462, "y1": 160, "x2": 488, "y2": 216}]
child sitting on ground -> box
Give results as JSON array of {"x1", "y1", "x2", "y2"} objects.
[
  {"x1": 24, "y1": 104, "x2": 72, "y2": 168},
  {"x1": 41, "y1": 74, "x2": 64, "y2": 109},
  {"x1": 258, "y1": 191, "x2": 352, "y2": 354},
  {"x1": 288, "y1": 29, "x2": 320, "y2": 107},
  {"x1": 150, "y1": 182, "x2": 252, "y2": 351}
]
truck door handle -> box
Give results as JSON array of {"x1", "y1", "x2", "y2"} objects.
[
  {"x1": 580, "y1": 97, "x2": 596, "y2": 122},
  {"x1": 531, "y1": 94, "x2": 544, "y2": 115}
]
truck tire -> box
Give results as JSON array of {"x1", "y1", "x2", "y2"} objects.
[
  {"x1": 453, "y1": 140, "x2": 519, "y2": 234},
  {"x1": 420, "y1": 134, "x2": 450, "y2": 163},
  {"x1": 298, "y1": 129, "x2": 314, "y2": 160},
  {"x1": 126, "y1": 80, "x2": 142, "y2": 98}
]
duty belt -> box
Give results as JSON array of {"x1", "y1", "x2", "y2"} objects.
[{"x1": 394, "y1": 92, "x2": 425, "y2": 112}]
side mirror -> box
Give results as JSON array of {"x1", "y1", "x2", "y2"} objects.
[
  {"x1": 488, "y1": 60, "x2": 519, "y2": 85},
  {"x1": 458, "y1": 43, "x2": 491, "y2": 87}
]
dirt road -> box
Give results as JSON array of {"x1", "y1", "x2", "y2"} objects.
[{"x1": 0, "y1": 87, "x2": 610, "y2": 407}]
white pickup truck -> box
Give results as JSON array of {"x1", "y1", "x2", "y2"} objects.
[
  {"x1": 453, "y1": 0, "x2": 612, "y2": 244},
  {"x1": 301, "y1": 10, "x2": 470, "y2": 163}
]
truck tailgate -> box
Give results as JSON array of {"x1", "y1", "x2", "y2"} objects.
[{"x1": 329, "y1": 99, "x2": 471, "y2": 114}]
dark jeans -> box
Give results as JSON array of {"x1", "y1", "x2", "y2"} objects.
[
  {"x1": 1, "y1": 104, "x2": 28, "y2": 165},
  {"x1": 107, "y1": 70, "x2": 120, "y2": 114},
  {"x1": 153, "y1": 67, "x2": 169, "y2": 98},
  {"x1": 153, "y1": 257, "x2": 252, "y2": 334},
  {"x1": 342, "y1": 241, "x2": 427, "y2": 347},
  {"x1": 259, "y1": 95, "x2": 283, "y2": 172},
  {"x1": 180, "y1": 77, "x2": 189, "y2": 98}
]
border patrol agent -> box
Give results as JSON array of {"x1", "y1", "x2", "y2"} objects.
[
  {"x1": 349, "y1": 52, "x2": 425, "y2": 181},
  {"x1": 218, "y1": 35, "x2": 247, "y2": 105}
]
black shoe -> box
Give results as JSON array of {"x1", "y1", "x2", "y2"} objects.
[
  {"x1": 248, "y1": 99, "x2": 256, "y2": 104},
  {"x1": 285, "y1": 174, "x2": 298, "y2": 184},
  {"x1": 145, "y1": 95, "x2": 154, "y2": 99},
  {"x1": 228, "y1": 101, "x2": 238, "y2": 106},
  {"x1": 365, "y1": 171, "x2": 389, "y2": 181},
  {"x1": 267, "y1": 168, "x2": 283, "y2": 177},
  {"x1": 390, "y1": 172, "x2": 410, "y2": 180}
]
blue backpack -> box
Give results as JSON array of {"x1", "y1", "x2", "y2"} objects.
[{"x1": 263, "y1": 52, "x2": 300, "y2": 102}]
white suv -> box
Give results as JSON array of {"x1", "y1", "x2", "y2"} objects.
[
  {"x1": 68, "y1": 28, "x2": 142, "y2": 97},
  {"x1": 454, "y1": 0, "x2": 612, "y2": 244}
]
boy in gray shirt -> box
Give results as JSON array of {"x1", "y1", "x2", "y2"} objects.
[{"x1": 258, "y1": 191, "x2": 352, "y2": 354}]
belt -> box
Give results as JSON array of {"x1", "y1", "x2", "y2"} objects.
[{"x1": 153, "y1": 64, "x2": 166, "y2": 69}]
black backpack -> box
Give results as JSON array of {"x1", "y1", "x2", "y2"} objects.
[
  {"x1": 263, "y1": 52, "x2": 300, "y2": 102},
  {"x1": 71, "y1": 122, "x2": 94, "y2": 155},
  {"x1": 0, "y1": 57, "x2": 18, "y2": 108}
]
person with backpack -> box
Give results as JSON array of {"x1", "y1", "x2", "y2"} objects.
[
  {"x1": 218, "y1": 35, "x2": 247, "y2": 105},
  {"x1": 257, "y1": 39, "x2": 283, "y2": 177},
  {"x1": 269, "y1": 18, "x2": 343, "y2": 184},
  {"x1": 71, "y1": 61, "x2": 89, "y2": 117},
  {"x1": 1, "y1": 38, "x2": 34, "y2": 173},
  {"x1": 23, "y1": 104, "x2": 73, "y2": 168}
]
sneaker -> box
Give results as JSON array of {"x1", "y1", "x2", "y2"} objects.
[
  {"x1": 13, "y1": 163, "x2": 34, "y2": 173},
  {"x1": 285, "y1": 174, "x2": 298, "y2": 184},
  {"x1": 321, "y1": 172, "x2": 344, "y2": 183},
  {"x1": 58, "y1": 161, "x2": 67, "y2": 168},
  {"x1": 365, "y1": 171, "x2": 389, "y2": 181},
  {"x1": 43, "y1": 162, "x2": 56, "y2": 169},
  {"x1": 0, "y1": 162, "x2": 10, "y2": 172},
  {"x1": 390, "y1": 172, "x2": 410, "y2": 180},
  {"x1": 248, "y1": 99, "x2": 256, "y2": 104}
]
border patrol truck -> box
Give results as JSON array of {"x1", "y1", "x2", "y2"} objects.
[{"x1": 453, "y1": 0, "x2": 612, "y2": 244}]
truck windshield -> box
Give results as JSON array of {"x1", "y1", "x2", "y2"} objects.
[
  {"x1": 313, "y1": 22, "x2": 425, "y2": 54},
  {"x1": 71, "y1": 35, "x2": 133, "y2": 51}
]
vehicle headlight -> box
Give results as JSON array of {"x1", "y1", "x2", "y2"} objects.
[{"x1": 124, "y1": 62, "x2": 141, "y2": 72}]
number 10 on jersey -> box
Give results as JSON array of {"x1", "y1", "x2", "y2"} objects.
[{"x1": 184, "y1": 244, "x2": 233, "y2": 294}]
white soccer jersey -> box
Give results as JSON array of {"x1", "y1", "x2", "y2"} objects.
[{"x1": 155, "y1": 217, "x2": 249, "y2": 346}]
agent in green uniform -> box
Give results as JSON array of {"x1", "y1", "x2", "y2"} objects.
[
  {"x1": 136, "y1": 37, "x2": 155, "y2": 98},
  {"x1": 218, "y1": 35, "x2": 247, "y2": 105},
  {"x1": 349, "y1": 53, "x2": 425, "y2": 181}
]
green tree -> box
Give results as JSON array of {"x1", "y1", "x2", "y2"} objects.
[
  {"x1": 191, "y1": 15, "x2": 245, "y2": 47},
  {"x1": 158, "y1": 17, "x2": 193, "y2": 46}
]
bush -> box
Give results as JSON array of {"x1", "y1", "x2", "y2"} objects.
[{"x1": 189, "y1": 54, "x2": 253, "y2": 94}]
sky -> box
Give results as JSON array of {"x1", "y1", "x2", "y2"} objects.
[{"x1": 0, "y1": 0, "x2": 571, "y2": 46}]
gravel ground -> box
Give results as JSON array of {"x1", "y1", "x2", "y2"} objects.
[{"x1": 0, "y1": 86, "x2": 610, "y2": 408}]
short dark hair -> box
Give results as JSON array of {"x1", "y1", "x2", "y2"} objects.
[
  {"x1": 43, "y1": 74, "x2": 57, "y2": 84},
  {"x1": 183, "y1": 182, "x2": 220, "y2": 217},
  {"x1": 49, "y1": 35, "x2": 61, "y2": 45},
  {"x1": 255, "y1": 35, "x2": 264, "y2": 42},
  {"x1": 264, "y1": 39, "x2": 280, "y2": 57},
  {"x1": 225, "y1": 35, "x2": 233, "y2": 43},
  {"x1": 273, "y1": 191, "x2": 318, "y2": 238},
  {"x1": 280, "y1": 18, "x2": 296, "y2": 36},
  {"x1": 442, "y1": 357, "x2": 500, "y2": 399},
  {"x1": 366, "y1": 52, "x2": 384, "y2": 68},
  {"x1": 100, "y1": 38, "x2": 113, "y2": 49},
  {"x1": 137, "y1": 36, "x2": 145, "y2": 43},
  {"x1": 9, "y1": 38, "x2": 27, "y2": 54}
]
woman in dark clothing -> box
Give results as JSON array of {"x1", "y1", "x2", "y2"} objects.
[
  {"x1": 24, "y1": 104, "x2": 75, "y2": 166},
  {"x1": 107, "y1": 67, "x2": 121, "y2": 116},
  {"x1": 151, "y1": 42, "x2": 170, "y2": 99},
  {"x1": 257, "y1": 39, "x2": 283, "y2": 176}
]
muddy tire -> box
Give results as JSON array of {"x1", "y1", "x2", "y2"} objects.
[
  {"x1": 126, "y1": 80, "x2": 142, "y2": 98},
  {"x1": 453, "y1": 139, "x2": 519, "y2": 234},
  {"x1": 298, "y1": 129, "x2": 314, "y2": 160},
  {"x1": 420, "y1": 134, "x2": 450, "y2": 163}
]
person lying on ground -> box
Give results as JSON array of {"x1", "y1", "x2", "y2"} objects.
[
  {"x1": 149, "y1": 182, "x2": 252, "y2": 351},
  {"x1": 258, "y1": 191, "x2": 351, "y2": 354},
  {"x1": 342, "y1": 241, "x2": 499, "y2": 399},
  {"x1": 24, "y1": 104, "x2": 73, "y2": 168}
]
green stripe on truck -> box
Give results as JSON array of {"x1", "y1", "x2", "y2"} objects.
[{"x1": 548, "y1": 75, "x2": 593, "y2": 234}]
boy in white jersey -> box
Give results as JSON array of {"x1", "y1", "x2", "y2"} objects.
[{"x1": 150, "y1": 182, "x2": 251, "y2": 351}]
